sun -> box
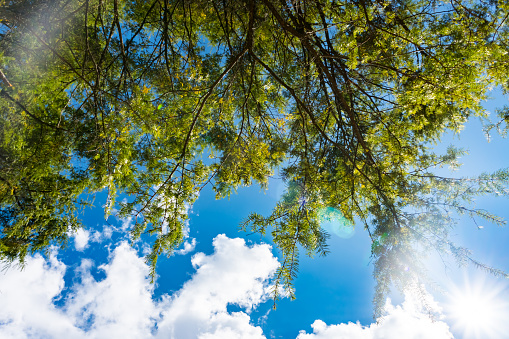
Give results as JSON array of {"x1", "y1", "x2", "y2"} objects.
[{"x1": 446, "y1": 276, "x2": 509, "y2": 339}]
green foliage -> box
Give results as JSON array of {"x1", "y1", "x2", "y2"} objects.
[{"x1": 2, "y1": 0, "x2": 509, "y2": 316}]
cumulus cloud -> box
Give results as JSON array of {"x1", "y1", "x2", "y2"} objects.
[
  {"x1": 0, "y1": 253, "x2": 83, "y2": 339},
  {"x1": 91, "y1": 225, "x2": 114, "y2": 243},
  {"x1": 156, "y1": 235, "x2": 279, "y2": 338},
  {"x1": 0, "y1": 235, "x2": 278, "y2": 339},
  {"x1": 175, "y1": 238, "x2": 197, "y2": 255},
  {"x1": 66, "y1": 243, "x2": 159, "y2": 338},
  {"x1": 296, "y1": 292, "x2": 453, "y2": 339},
  {"x1": 0, "y1": 234, "x2": 454, "y2": 339},
  {"x1": 73, "y1": 229, "x2": 90, "y2": 251}
]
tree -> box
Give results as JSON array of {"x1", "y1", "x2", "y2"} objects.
[{"x1": 1, "y1": 0, "x2": 509, "y2": 316}]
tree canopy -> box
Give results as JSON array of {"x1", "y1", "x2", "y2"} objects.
[{"x1": 1, "y1": 0, "x2": 509, "y2": 316}]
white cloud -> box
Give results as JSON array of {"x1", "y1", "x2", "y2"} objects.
[
  {"x1": 175, "y1": 238, "x2": 197, "y2": 255},
  {"x1": 296, "y1": 292, "x2": 453, "y2": 339},
  {"x1": 121, "y1": 215, "x2": 134, "y2": 231},
  {"x1": 91, "y1": 231, "x2": 101, "y2": 242},
  {"x1": 0, "y1": 235, "x2": 278, "y2": 339},
  {"x1": 155, "y1": 235, "x2": 279, "y2": 338},
  {"x1": 91, "y1": 225, "x2": 114, "y2": 243},
  {"x1": 67, "y1": 243, "x2": 159, "y2": 338},
  {"x1": 0, "y1": 253, "x2": 84, "y2": 339},
  {"x1": 73, "y1": 229, "x2": 90, "y2": 251},
  {"x1": 0, "y1": 235, "x2": 455, "y2": 339}
]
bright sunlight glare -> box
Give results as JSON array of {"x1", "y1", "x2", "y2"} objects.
[{"x1": 446, "y1": 276, "x2": 509, "y2": 339}]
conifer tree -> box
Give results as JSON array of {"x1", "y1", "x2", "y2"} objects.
[{"x1": 1, "y1": 0, "x2": 509, "y2": 315}]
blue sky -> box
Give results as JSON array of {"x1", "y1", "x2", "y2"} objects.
[{"x1": 1, "y1": 95, "x2": 509, "y2": 338}]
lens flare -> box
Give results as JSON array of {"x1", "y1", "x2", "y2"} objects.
[{"x1": 318, "y1": 207, "x2": 354, "y2": 239}]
